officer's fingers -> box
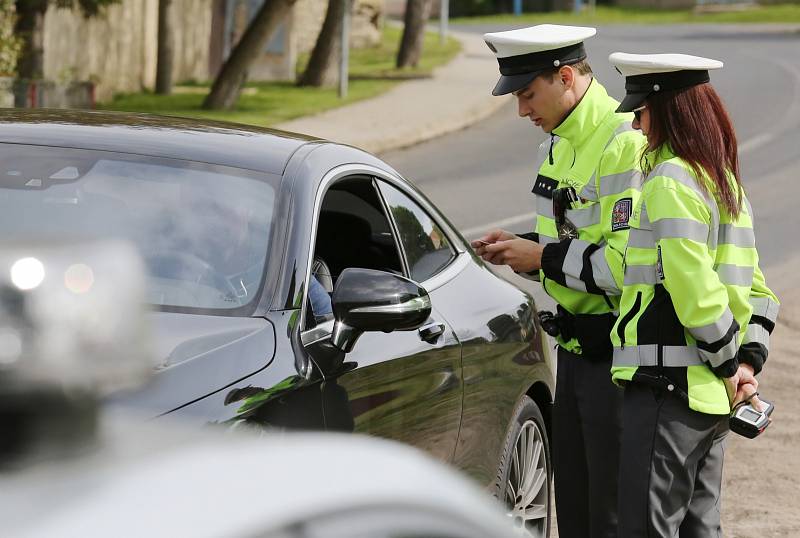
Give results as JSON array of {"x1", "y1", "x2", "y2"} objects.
[
  {"x1": 479, "y1": 251, "x2": 498, "y2": 264},
  {"x1": 749, "y1": 394, "x2": 766, "y2": 413},
  {"x1": 487, "y1": 229, "x2": 508, "y2": 242},
  {"x1": 737, "y1": 365, "x2": 757, "y2": 385},
  {"x1": 733, "y1": 382, "x2": 757, "y2": 408}
]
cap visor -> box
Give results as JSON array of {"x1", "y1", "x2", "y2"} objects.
[
  {"x1": 616, "y1": 92, "x2": 648, "y2": 113},
  {"x1": 492, "y1": 71, "x2": 542, "y2": 96}
]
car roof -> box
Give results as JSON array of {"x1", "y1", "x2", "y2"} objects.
[{"x1": 0, "y1": 109, "x2": 321, "y2": 175}]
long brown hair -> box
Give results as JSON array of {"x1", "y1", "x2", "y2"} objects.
[{"x1": 644, "y1": 83, "x2": 742, "y2": 217}]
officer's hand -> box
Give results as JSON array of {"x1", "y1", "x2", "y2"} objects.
[
  {"x1": 481, "y1": 238, "x2": 543, "y2": 273},
  {"x1": 725, "y1": 364, "x2": 760, "y2": 408},
  {"x1": 471, "y1": 229, "x2": 515, "y2": 257}
]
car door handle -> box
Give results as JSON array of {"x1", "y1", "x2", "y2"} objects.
[{"x1": 419, "y1": 322, "x2": 446, "y2": 343}]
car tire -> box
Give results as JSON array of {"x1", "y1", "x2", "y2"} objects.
[{"x1": 494, "y1": 395, "x2": 551, "y2": 538}]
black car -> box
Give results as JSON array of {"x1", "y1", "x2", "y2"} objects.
[{"x1": 0, "y1": 110, "x2": 554, "y2": 537}]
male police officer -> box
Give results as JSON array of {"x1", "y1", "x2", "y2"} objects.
[{"x1": 473, "y1": 25, "x2": 645, "y2": 538}]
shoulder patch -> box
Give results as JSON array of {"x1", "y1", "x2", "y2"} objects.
[{"x1": 612, "y1": 197, "x2": 633, "y2": 231}]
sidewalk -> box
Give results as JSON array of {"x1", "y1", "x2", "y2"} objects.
[{"x1": 276, "y1": 30, "x2": 510, "y2": 154}]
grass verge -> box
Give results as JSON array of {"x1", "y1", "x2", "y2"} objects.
[
  {"x1": 450, "y1": 4, "x2": 800, "y2": 25},
  {"x1": 100, "y1": 26, "x2": 461, "y2": 127}
]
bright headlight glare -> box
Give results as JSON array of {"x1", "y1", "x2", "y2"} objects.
[
  {"x1": 10, "y1": 257, "x2": 45, "y2": 291},
  {"x1": 0, "y1": 240, "x2": 154, "y2": 394}
]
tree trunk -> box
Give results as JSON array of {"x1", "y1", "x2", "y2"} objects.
[
  {"x1": 396, "y1": 0, "x2": 432, "y2": 69},
  {"x1": 14, "y1": 0, "x2": 48, "y2": 80},
  {"x1": 155, "y1": 0, "x2": 174, "y2": 95},
  {"x1": 202, "y1": 0, "x2": 297, "y2": 110},
  {"x1": 297, "y1": 0, "x2": 346, "y2": 87}
]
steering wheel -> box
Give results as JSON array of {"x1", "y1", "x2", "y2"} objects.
[{"x1": 145, "y1": 250, "x2": 242, "y2": 305}]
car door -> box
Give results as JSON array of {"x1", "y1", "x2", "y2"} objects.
[{"x1": 308, "y1": 175, "x2": 463, "y2": 463}]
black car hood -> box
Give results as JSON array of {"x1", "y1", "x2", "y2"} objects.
[{"x1": 111, "y1": 312, "x2": 276, "y2": 416}]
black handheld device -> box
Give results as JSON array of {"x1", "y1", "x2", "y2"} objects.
[{"x1": 729, "y1": 397, "x2": 774, "y2": 439}]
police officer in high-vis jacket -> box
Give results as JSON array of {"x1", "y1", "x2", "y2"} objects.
[
  {"x1": 472, "y1": 25, "x2": 645, "y2": 538},
  {"x1": 608, "y1": 52, "x2": 779, "y2": 537}
]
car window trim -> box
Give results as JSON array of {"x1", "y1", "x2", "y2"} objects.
[
  {"x1": 300, "y1": 164, "x2": 408, "y2": 334},
  {"x1": 299, "y1": 164, "x2": 471, "y2": 337},
  {"x1": 373, "y1": 177, "x2": 466, "y2": 290}
]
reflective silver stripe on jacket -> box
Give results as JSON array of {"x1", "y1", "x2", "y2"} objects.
[
  {"x1": 717, "y1": 224, "x2": 756, "y2": 249},
  {"x1": 599, "y1": 169, "x2": 644, "y2": 198},
  {"x1": 649, "y1": 162, "x2": 708, "y2": 199},
  {"x1": 561, "y1": 239, "x2": 619, "y2": 294},
  {"x1": 687, "y1": 308, "x2": 734, "y2": 345},
  {"x1": 536, "y1": 195, "x2": 554, "y2": 220},
  {"x1": 743, "y1": 323, "x2": 770, "y2": 347},
  {"x1": 539, "y1": 234, "x2": 560, "y2": 246},
  {"x1": 714, "y1": 264, "x2": 754, "y2": 287},
  {"x1": 698, "y1": 335, "x2": 739, "y2": 368},
  {"x1": 627, "y1": 228, "x2": 655, "y2": 249},
  {"x1": 653, "y1": 217, "x2": 709, "y2": 244},
  {"x1": 589, "y1": 245, "x2": 619, "y2": 293},
  {"x1": 563, "y1": 239, "x2": 590, "y2": 281},
  {"x1": 613, "y1": 344, "x2": 705, "y2": 367},
  {"x1": 750, "y1": 296, "x2": 780, "y2": 324},
  {"x1": 623, "y1": 264, "x2": 659, "y2": 286},
  {"x1": 579, "y1": 177, "x2": 598, "y2": 200},
  {"x1": 648, "y1": 161, "x2": 720, "y2": 231},
  {"x1": 565, "y1": 203, "x2": 601, "y2": 228}
]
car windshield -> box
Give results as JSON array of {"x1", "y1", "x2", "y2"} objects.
[{"x1": 0, "y1": 144, "x2": 278, "y2": 313}]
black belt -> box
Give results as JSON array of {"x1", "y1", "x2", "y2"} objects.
[{"x1": 539, "y1": 306, "x2": 617, "y2": 360}]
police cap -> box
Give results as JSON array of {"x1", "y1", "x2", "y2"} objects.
[
  {"x1": 609, "y1": 52, "x2": 723, "y2": 113},
  {"x1": 484, "y1": 24, "x2": 597, "y2": 96}
]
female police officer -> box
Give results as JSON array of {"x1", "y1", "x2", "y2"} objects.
[{"x1": 607, "y1": 53, "x2": 780, "y2": 537}]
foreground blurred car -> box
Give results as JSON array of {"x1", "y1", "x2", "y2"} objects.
[
  {"x1": 3, "y1": 420, "x2": 526, "y2": 538},
  {"x1": 0, "y1": 110, "x2": 554, "y2": 536}
]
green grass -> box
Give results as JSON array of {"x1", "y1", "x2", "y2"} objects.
[
  {"x1": 99, "y1": 26, "x2": 461, "y2": 127},
  {"x1": 450, "y1": 3, "x2": 800, "y2": 25}
]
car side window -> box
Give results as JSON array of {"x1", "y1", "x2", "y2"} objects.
[
  {"x1": 305, "y1": 176, "x2": 405, "y2": 330},
  {"x1": 378, "y1": 182, "x2": 456, "y2": 283}
]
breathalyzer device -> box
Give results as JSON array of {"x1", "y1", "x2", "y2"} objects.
[{"x1": 729, "y1": 397, "x2": 774, "y2": 439}]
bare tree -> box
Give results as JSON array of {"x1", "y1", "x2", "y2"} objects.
[
  {"x1": 155, "y1": 0, "x2": 174, "y2": 95},
  {"x1": 202, "y1": 0, "x2": 297, "y2": 111},
  {"x1": 396, "y1": 0, "x2": 432, "y2": 69},
  {"x1": 297, "y1": 0, "x2": 347, "y2": 87}
]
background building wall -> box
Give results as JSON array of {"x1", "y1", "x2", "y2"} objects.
[{"x1": 42, "y1": 0, "x2": 212, "y2": 101}]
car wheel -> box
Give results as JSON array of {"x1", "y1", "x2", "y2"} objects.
[{"x1": 494, "y1": 395, "x2": 551, "y2": 538}]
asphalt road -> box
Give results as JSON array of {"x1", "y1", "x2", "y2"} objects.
[{"x1": 381, "y1": 24, "x2": 800, "y2": 271}]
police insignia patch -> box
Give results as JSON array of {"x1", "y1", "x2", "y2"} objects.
[{"x1": 611, "y1": 198, "x2": 632, "y2": 231}]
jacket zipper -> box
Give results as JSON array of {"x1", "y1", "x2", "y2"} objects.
[{"x1": 617, "y1": 291, "x2": 642, "y2": 347}]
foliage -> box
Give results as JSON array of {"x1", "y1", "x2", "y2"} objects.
[
  {"x1": 451, "y1": 3, "x2": 800, "y2": 25},
  {"x1": 0, "y1": 0, "x2": 22, "y2": 76}
]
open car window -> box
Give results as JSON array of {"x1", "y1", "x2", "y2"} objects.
[{"x1": 306, "y1": 176, "x2": 404, "y2": 329}]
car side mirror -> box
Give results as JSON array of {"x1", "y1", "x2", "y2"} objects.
[{"x1": 330, "y1": 268, "x2": 431, "y2": 353}]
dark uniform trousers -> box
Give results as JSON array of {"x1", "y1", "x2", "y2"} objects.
[
  {"x1": 618, "y1": 382, "x2": 728, "y2": 538},
  {"x1": 552, "y1": 347, "x2": 623, "y2": 538}
]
